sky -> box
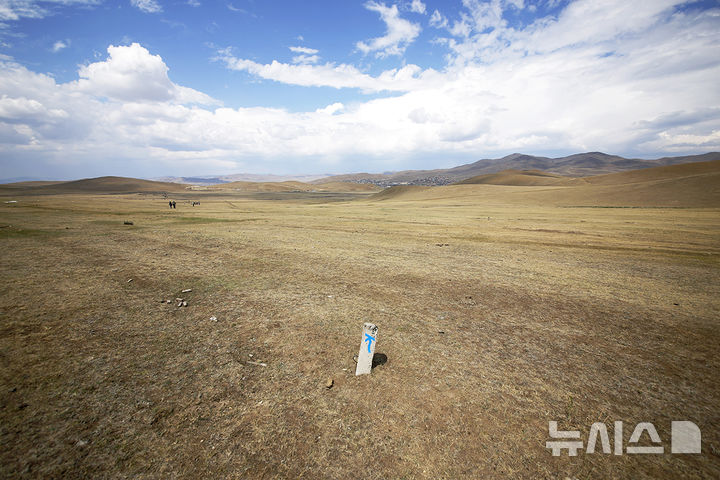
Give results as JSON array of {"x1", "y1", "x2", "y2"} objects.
[{"x1": 0, "y1": 0, "x2": 719, "y2": 180}]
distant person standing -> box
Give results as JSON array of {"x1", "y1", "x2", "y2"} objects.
[
  {"x1": 169, "y1": 200, "x2": 172, "y2": 209},
  {"x1": 172, "y1": 201, "x2": 176, "y2": 209}
]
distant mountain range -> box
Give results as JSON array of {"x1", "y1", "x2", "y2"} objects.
[
  {"x1": 312, "y1": 152, "x2": 720, "y2": 187},
  {"x1": 152, "y1": 173, "x2": 328, "y2": 185},
  {"x1": 3, "y1": 152, "x2": 719, "y2": 187}
]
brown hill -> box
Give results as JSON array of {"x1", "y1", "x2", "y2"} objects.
[
  {"x1": 370, "y1": 160, "x2": 720, "y2": 208},
  {"x1": 455, "y1": 169, "x2": 583, "y2": 186},
  {"x1": 369, "y1": 185, "x2": 433, "y2": 201},
  {"x1": 318, "y1": 152, "x2": 720, "y2": 186},
  {"x1": 0, "y1": 176, "x2": 186, "y2": 195},
  {"x1": 584, "y1": 159, "x2": 720, "y2": 185},
  {"x1": 0, "y1": 181, "x2": 66, "y2": 189}
]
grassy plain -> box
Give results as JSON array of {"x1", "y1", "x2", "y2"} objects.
[{"x1": 0, "y1": 176, "x2": 719, "y2": 478}]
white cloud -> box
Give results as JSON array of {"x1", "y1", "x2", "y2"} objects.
[
  {"x1": 0, "y1": 95, "x2": 68, "y2": 122},
  {"x1": 289, "y1": 46, "x2": 320, "y2": 64},
  {"x1": 429, "y1": 9, "x2": 448, "y2": 28},
  {"x1": 316, "y1": 102, "x2": 344, "y2": 115},
  {"x1": 51, "y1": 39, "x2": 68, "y2": 52},
  {"x1": 227, "y1": 3, "x2": 255, "y2": 16},
  {"x1": 356, "y1": 1, "x2": 421, "y2": 58},
  {"x1": 73, "y1": 43, "x2": 217, "y2": 104},
  {"x1": 1, "y1": 0, "x2": 719, "y2": 179},
  {"x1": 289, "y1": 46, "x2": 319, "y2": 55},
  {"x1": 0, "y1": 0, "x2": 98, "y2": 25},
  {"x1": 292, "y1": 54, "x2": 320, "y2": 65},
  {"x1": 217, "y1": 49, "x2": 441, "y2": 93},
  {"x1": 130, "y1": 0, "x2": 161, "y2": 14},
  {"x1": 409, "y1": 0, "x2": 426, "y2": 15}
]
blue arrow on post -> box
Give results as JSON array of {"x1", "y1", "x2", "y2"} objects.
[{"x1": 364, "y1": 333, "x2": 375, "y2": 353}]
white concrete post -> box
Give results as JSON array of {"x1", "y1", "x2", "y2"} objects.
[{"x1": 356, "y1": 322, "x2": 378, "y2": 376}]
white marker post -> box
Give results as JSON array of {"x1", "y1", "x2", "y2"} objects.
[{"x1": 356, "y1": 322, "x2": 378, "y2": 376}]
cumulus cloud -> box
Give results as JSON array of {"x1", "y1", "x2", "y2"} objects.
[
  {"x1": 73, "y1": 43, "x2": 217, "y2": 104},
  {"x1": 1, "y1": 0, "x2": 719, "y2": 179},
  {"x1": 130, "y1": 0, "x2": 161, "y2": 14},
  {"x1": 356, "y1": 1, "x2": 421, "y2": 58},
  {"x1": 0, "y1": 95, "x2": 68, "y2": 123},
  {"x1": 316, "y1": 102, "x2": 344, "y2": 115}
]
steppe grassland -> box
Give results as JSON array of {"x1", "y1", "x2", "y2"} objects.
[{"x1": 1, "y1": 190, "x2": 718, "y2": 478}]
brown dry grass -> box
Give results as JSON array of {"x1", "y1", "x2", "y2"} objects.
[
  {"x1": 0, "y1": 176, "x2": 188, "y2": 195},
  {"x1": 0, "y1": 183, "x2": 718, "y2": 479},
  {"x1": 456, "y1": 170, "x2": 580, "y2": 186}
]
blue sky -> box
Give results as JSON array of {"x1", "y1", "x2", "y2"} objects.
[{"x1": 0, "y1": 0, "x2": 719, "y2": 180}]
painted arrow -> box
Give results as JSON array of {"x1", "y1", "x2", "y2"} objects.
[{"x1": 364, "y1": 333, "x2": 376, "y2": 353}]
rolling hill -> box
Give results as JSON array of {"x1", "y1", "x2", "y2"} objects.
[
  {"x1": 455, "y1": 169, "x2": 583, "y2": 186},
  {"x1": 0, "y1": 176, "x2": 187, "y2": 195},
  {"x1": 371, "y1": 159, "x2": 720, "y2": 208},
  {"x1": 318, "y1": 152, "x2": 720, "y2": 186}
]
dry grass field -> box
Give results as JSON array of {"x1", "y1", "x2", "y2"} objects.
[{"x1": 0, "y1": 162, "x2": 719, "y2": 478}]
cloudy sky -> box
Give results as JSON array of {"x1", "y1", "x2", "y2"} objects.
[{"x1": 0, "y1": 0, "x2": 719, "y2": 180}]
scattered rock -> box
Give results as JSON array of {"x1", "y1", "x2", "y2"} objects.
[
  {"x1": 246, "y1": 360, "x2": 267, "y2": 367},
  {"x1": 166, "y1": 300, "x2": 172, "y2": 304},
  {"x1": 75, "y1": 440, "x2": 88, "y2": 448},
  {"x1": 325, "y1": 378, "x2": 334, "y2": 389},
  {"x1": 210, "y1": 316, "x2": 217, "y2": 322},
  {"x1": 127, "y1": 279, "x2": 133, "y2": 283},
  {"x1": 435, "y1": 243, "x2": 450, "y2": 247},
  {"x1": 462, "y1": 295, "x2": 477, "y2": 306},
  {"x1": 438, "y1": 330, "x2": 445, "y2": 334},
  {"x1": 123, "y1": 221, "x2": 134, "y2": 225},
  {"x1": 181, "y1": 289, "x2": 192, "y2": 293},
  {"x1": 182, "y1": 301, "x2": 188, "y2": 307}
]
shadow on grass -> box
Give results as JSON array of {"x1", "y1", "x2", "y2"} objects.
[{"x1": 372, "y1": 352, "x2": 388, "y2": 369}]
